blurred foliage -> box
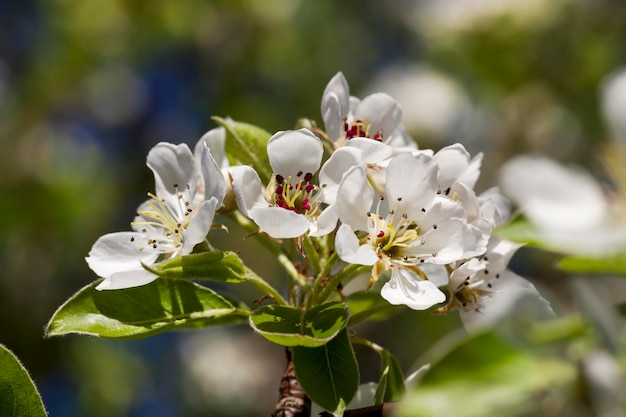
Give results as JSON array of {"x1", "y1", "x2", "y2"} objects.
[{"x1": 1, "y1": 0, "x2": 626, "y2": 416}]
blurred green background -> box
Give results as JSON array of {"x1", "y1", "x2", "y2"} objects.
[{"x1": 2, "y1": 0, "x2": 625, "y2": 416}]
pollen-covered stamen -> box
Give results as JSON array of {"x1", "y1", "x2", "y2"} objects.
[
  {"x1": 342, "y1": 117, "x2": 384, "y2": 142},
  {"x1": 131, "y1": 185, "x2": 196, "y2": 252},
  {"x1": 270, "y1": 173, "x2": 320, "y2": 215},
  {"x1": 172, "y1": 183, "x2": 196, "y2": 218},
  {"x1": 365, "y1": 196, "x2": 423, "y2": 270},
  {"x1": 435, "y1": 278, "x2": 493, "y2": 314}
]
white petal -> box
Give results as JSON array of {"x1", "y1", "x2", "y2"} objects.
[
  {"x1": 336, "y1": 165, "x2": 373, "y2": 232},
  {"x1": 318, "y1": 146, "x2": 363, "y2": 204},
  {"x1": 200, "y1": 145, "x2": 226, "y2": 207},
  {"x1": 345, "y1": 138, "x2": 393, "y2": 164},
  {"x1": 458, "y1": 152, "x2": 483, "y2": 189},
  {"x1": 410, "y1": 219, "x2": 486, "y2": 264},
  {"x1": 231, "y1": 166, "x2": 267, "y2": 217},
  {"x1": 322, "y1": 72, "x2": 350, "y2": 120},
  {"x1": 86, "y1": 231, "x2": 161, "y2": 279},
  {"x1": 449, "y1": 258, "x2": 486, "y2": 289},
  {"x1": 386, "y1": 126, "x2": 418, "y2": 154},
  {"x1": 96, "y1": 267, "x2": 159, "y2": 290},
  {"x1": 484, "y1": 238, "x2": 523, "y2": 277},
  {"x1": 450, "y1": 182, "x2": 480, "y2": 224},
  {"x1": 249, "y1": 206, "x2": 310, "y2": 239},
  {"x1": 386, "y1": 153, "x2": 439, "y2": 220},
  {"x1": 478, "y1": 187, "x2": 512, "y2": 230},
  {"x1": 419, "y1": 264, "x2": 449, "y2": 287},
  {"x1": 601, "y1": 68, "x2": 626, "y2": 143},
  {"x1": 499, "y1": 156, "x2": 607, "y2": 231},
  {"x1": 433, "y1": 143, "x2": 472, "y2": 191},
  {"x1": 355, "y1": 92, "x2": 401, "y2": 137},
  {"x1": 417, "y1": 195, "x2": 466, "y2": 227},
  {"x1": 321, "y1": 92, "x2": 343, "y2": 142},
  {"x1": 194, "y1": 126, "x2": 227, "y2": 169},
  {"x1": 347, "y1": 382, "x2": 378, "y2": 411},
  {"x1": 181, "y1": 198, "x2": 218, "y2": 254},
  {"x1": 460, "y1": 271, "x2": 554, "y2": 332},
  {"x1": 309, "y1": 204, "x2": 338, "y2": 237},
  {"x1": 147, "y1": 142, "x2": 198, "y2": 217},
  {"x1": 335, "y1": 223, "x2": 378, "y2": 265},
  {"x1": 267, "y1": 129, "x2": 323, "y2": 179},
  {"x1": 381, "y1": 269, "x2": 446, "y2": 310}
]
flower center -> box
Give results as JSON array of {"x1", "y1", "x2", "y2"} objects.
[
  {"x1": 271, "y1": 172, "x2": 320, "y2": 216},
  {"x1": 365, "y1": 197, "x2": 421, "y2": 264},
  {"x1": 343, "y1": 117, "x2": 383, "y2": 141},
  {"x1": 434, "y1": 276, "x2": 492, "y2": 314},
  {"x1": 131, "y1": 183, "x2": 195, "y2": 252}
]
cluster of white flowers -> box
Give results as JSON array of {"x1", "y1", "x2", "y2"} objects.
[{"x1": 86, "y1": 71, "x2": 550, "y2": 328}]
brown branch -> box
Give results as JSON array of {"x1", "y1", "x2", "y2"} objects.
[{"x1": 272, "y1": 348, "x2": 312, "y2": 417}]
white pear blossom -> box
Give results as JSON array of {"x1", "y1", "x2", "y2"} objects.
[
  {"x1": 500, "y1": 155, "x2": 626, "y2": 256},
  {"x1": 321, "y1": 72, "x2": 416, "y2": 164},
  {"x1": 335, "y1": 152, "x2": 487, "y2": 310},
  {"x1": 232, "y1": 128, "x2": 362, "y2": 239},
  {"x1": 427, "y1": 143, "x2": 497, "y2": 234},
  {"x1": 435, "y1": 238, "x2": 553, "y2": 331},
  {"x1": 86, "y1": 142, "x2": 225, "y2": 290}
]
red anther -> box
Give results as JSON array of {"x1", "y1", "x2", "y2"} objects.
[
  {"x1": 305, "y1": 184, "x2": 315, "y2": 193},
  {"x1": 377, "y1": 230, "x2": 385, "y2": 238},
  {"x1": 276, "y1": 175, "x2": 284, "y2": 184},
  {"x1": 304, "y1": 172, "x2": 313, "y2": 181},
  {"x1": 275, "y1": 185, "x2": 283, "y2": 195}
]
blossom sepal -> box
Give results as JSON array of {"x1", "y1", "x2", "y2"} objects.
[
  {"x1": 151, "y1": 250, "x2": 247, "y2": 283},
  {"x1": 249, "y1": 301, "x2": 348, "y2": 347},
  {"x1": 45, "y1": 278, "x2": 250, "y2": 340}
]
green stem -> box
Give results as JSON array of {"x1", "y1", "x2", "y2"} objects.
[
  {"x1": 302, "y1": 234, "x2": 321, "y2": 276},
  {"x1": 311, "y1": 251, "x2": 339, "y2": 294},
  {"x1": 229, "y1": 210, "x2": 306, "y2": 292},
  {"x1": 351, "y1": 337, "x2": 384, "y2": 354},
  {"x1": 315, "y1": 263, "x2": 370, "y2": 304},
  {"x1": 278, "y1": 252, "x2": 308, "y2": 288},
  {"x1": 244, "y1": 267, "x2": 289, "y2": 306}
]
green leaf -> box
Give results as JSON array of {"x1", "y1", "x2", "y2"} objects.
[
  {"x1": 46, "y1": 279, "x2": 249, "y2": 339},
  {"x1": 154, "y1": 251, "x2": 246, "y2": 283},
  {"x1": 374, "y1": 349, "x2": 405, "y2": 405},
  {"x1": 494, "y1": 215, "x2": 549, "y2": 248},
  {"x1": 293, "y1": 328, "x2": 359, "y2": 414},
  {"x1": 212, "y1": 116, "x2": 273, "y2": 184},
  {"x1": 249, "y1": 302, "x2": 348, "y2": 347},
  {"x1": 346, "y1": 291, "x2": 404, "y2": 324},
  {"x1": 558, "y1": 252, "x2": 626, "y2": 275},
  {"x1": 0, "y1": 344, "x2": 47, "y2": 417},
  {"x1": 396, "y1": 331, "x2": 576, "y2": 417}
]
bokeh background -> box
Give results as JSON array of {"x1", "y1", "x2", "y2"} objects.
[{"x1": 2, "y1": 0, "x2": 625, "y2": 416}]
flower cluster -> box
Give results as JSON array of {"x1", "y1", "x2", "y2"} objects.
[{"x1": 85, "y1": 71, "x2": 551, "y2": 328}]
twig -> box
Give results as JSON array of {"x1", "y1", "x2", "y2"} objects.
[{"x1": 272, "y1": 349, "x2": 312, "y2": 417}]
